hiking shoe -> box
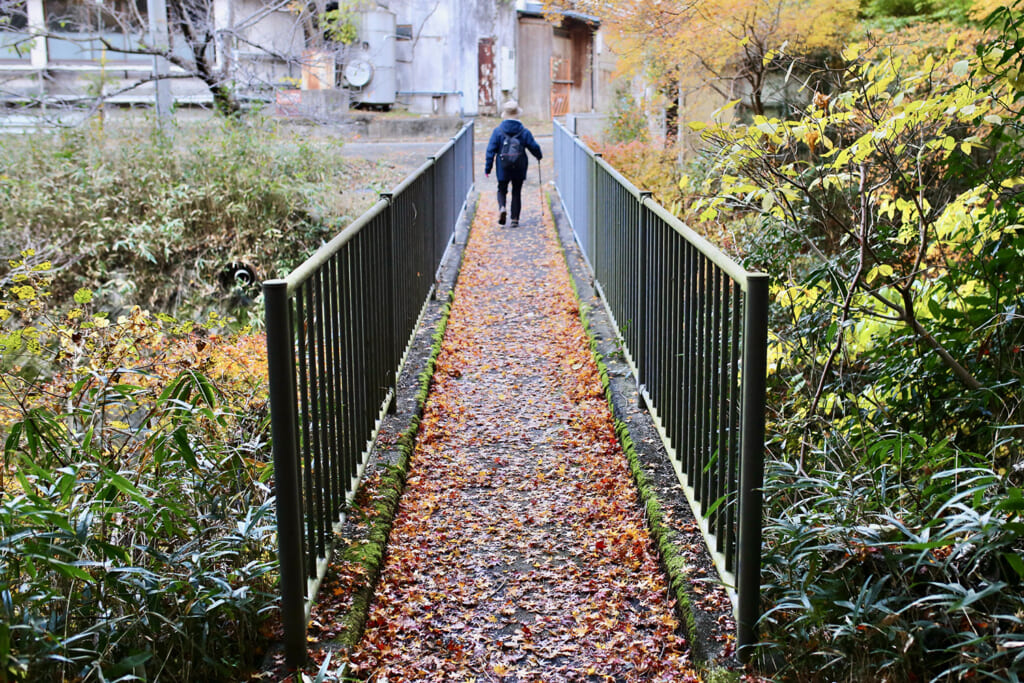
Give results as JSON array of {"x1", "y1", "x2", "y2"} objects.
[
  {"x1": 498, "y1": 209, "x2": 507, "y2": 226},
  {"x1": 510, "y1": 219, "x2": 519, "y2": 228}
]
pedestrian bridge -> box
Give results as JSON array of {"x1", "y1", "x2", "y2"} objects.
[{"x1": 262, "y1": 121, "x2": 769, "y2": 673}]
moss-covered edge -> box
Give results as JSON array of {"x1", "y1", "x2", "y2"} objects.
[
  {"x1": 330, "y1": 297, "x2": 453, "y2": 650},
  {"x1": 328, "y1": 198, "x2": 475, "y2": 653},
  {"x1": 544, "y1": 191, "x2": 737, "y2": 680}
]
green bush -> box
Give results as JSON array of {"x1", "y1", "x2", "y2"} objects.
[
  {"x1": 688, "y1": 19, "x2": 1024, "y2": 681},
  {"x1": 0, "y1": 259, "x2": 276, "y2": 682},
  {"x1": 0, "y1": 116, "x2": 400, "y2": 318},
  {"x1": 605, "y1": 84, "x2": 650, "y2": 145}
]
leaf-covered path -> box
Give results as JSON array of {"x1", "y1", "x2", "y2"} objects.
[{"x1": 347, "y1": 188, "x2": 702, "y2": 682}]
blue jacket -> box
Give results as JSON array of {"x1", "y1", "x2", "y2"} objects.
[{"x1": 484, "y1": 119, "x2": 542, "y2": 182}]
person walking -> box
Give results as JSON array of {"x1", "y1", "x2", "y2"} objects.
[{"x1": 484, "y1": 100, "x2": 543, "y2": 228}]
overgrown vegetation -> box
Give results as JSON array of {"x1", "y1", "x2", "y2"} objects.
[
  {"x1": 0, "y1": 258, "x2": 275, "y2": 681},
  {"x1": 0, "y1": 116, "x2": 402, "y2": 320},
  {"x1": 696, "y1": 7, "x2": 1024, "y2": 683},
  {"x1": 587, "y1": 0, "x2": 1024, "y2": 679},
  {"x1": 0, "y1": 116, "x2": 404, "y2": 681}
]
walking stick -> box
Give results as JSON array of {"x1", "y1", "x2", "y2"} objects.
[{"x1": 538, "y1": 161, "x2": 544, "y2": 208}]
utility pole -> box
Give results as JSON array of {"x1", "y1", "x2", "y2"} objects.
[{"x1": 147, "y1": 0, "x2": 171, "y2": 120}]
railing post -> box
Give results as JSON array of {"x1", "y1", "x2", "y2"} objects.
[
  {"x1": 428, "y1": 155, "x2": 440, "y2": 294},
  {"x1": 381, "y1": 192, "x2": 399, "y2": 414},
  {"x1": 636, "y1": 191, "x2": 652, "y2": 390},
  {"x1": 263, "y1": 279, "x2": 307, "y2": 668},
  {"x1": 590, "y1": 152, "x2": 602, "y2": 278},
  {"x1": 737, "y1": 272, "x2": 769, "y2": 662}
]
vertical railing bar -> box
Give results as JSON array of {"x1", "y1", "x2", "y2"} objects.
[
  {"x1": 342, "y1": 242, "x2": 357, "y2": 489},
  {"x1": 295, "y1": 286, "x2": 318, "y2": 569},
  {"x1": 671, "y1": 227, "x2": 685, "y2": 458},
  {"x1": 333, "y1": 253, "x2": 349, "y2": 519},
  {"x1": 694, "y1": 253, "x2": 707, "y2": 500},
  {"x1": 381, "y1": 192, "x2": 399, "y2": 410},
  {"x1": 301, "y1": 282, "x2": 323, "y2": 562},
  {"x1": 616, "y1": 182, "x2": 625, "y2": 336},
  {"x1": 304, "y1": 288, "x2": 319, "y2": 572},
  {"x1": 709, "y1": 265, "x2": 723, "y2": 548},
  {"x1": 703, "y1": 256, "x2": 715, "y2": 505},
  {"x1": 683, "y1": 242, "x2": 696, "y2": 481},
  {"x1": 635, "y1": 195, "x2": 648, "y2": 390},
  {"x1": 313, "y1": 270, "x2": 329, "y2": 565},
  {"x1": 726, "y1": 281, "x2": 742, "y2": 573},
  {"x1": 653, "y1": 214, "x2": 666, "y2": 422},
  {"x1": 353, "y1": 236, "x2": 368, "y2": 481},
  {"x1": 661, "y1": 218, "x2": 673, "y2": 445},
  {"x1": 715, "y1": 271, "x2": 731, "y2": 549},
  {"x1": 634, "y1": 193, "x2": 651, "y2": 395},
  {"x1": 372, "y1": 219, "x2": 388, "y2": 410},
  {"x1": 321, "y1": 256, "x2": 337, "y2": 527}
]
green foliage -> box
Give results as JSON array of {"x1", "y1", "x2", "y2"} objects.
[
  {"x1": 761, "y1": 453, "x2": 1024, "y2": 681},
  {"x1": 0, "y1": 116, "x2": 396, "y2": 318},
  {"x1": 687, "y1": 20, "x2": 1024, "y2": 682},
  {"x1": 860, "y1": 0, "x2": 975, "y2": 25},
  {"x1": 606, "y1": 83, "x2": 650, "y2": 144},
  {"x1": 0, "y1": 258, "x2": 276, "y2": 682},
  {"x1": 322, "y1": 0, "x2": 360, "y2": 44}
]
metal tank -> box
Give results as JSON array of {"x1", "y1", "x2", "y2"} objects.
[{"x1": 345, "y1": 9, "x2": 396, "y2": 107}]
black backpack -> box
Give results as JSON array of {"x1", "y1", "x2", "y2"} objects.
[{"x1": 499, "y1": 131, "x2": 525, "y2": 170}]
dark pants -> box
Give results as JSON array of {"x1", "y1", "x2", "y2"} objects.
[{"x1": 497, "y1": 177, "x2": 525, "y2": 221}]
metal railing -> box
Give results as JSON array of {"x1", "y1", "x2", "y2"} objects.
[
  {"x1": 263, "y1": 122, "x2": 474, "y2": 667},
  {"x1": 553, "y1": 120, "x2": 768, "y2": 658}
]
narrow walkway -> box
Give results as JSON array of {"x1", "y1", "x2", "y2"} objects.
[{"x1": 347, "y1": 189, "x2": 701, "y2": 681}]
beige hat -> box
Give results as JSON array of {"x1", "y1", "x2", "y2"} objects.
[{"x1": 501, "y1": 100, "x2": 522, "y2": 119}]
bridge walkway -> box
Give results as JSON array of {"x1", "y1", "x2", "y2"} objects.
[{"x1": 340, "y1": 183, "x2": 724, "y2": 680}]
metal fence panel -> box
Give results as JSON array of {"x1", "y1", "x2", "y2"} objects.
[
  {"x1": 552, "y1": 120, "x2": 768, "y2": 660},
  {"x1": 264, "y1": 122, "x2": 474, "y2": 667}
]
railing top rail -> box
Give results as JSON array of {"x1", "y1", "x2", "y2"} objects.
[
  {"x1": 594, "y1": 154, "x2": 644, "y2": 202},
  {"x1": 432, "y1": 138, "x2": 455, "y2": 159},
  {"x1": 272, "y1": 199, "x2": 389, "y2": 296},
  {"x1": 388, "y1": 158, "x2": 435, "y2": 199},
  {"x1": 641, "y1": 197, "x2": 767, "y2": 290},
  {"x1": 554, "y1": 118, "x2": 766, "y2": 292}
]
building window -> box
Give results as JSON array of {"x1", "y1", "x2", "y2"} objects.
[
  {"x1": 396, "y1": 24, "x2": 412, "y2": 40},
  {"x1": 1, "y1": 1, "x2": 29, "y2": 31},
  {"x1": 0, "y1": 1, "x2": 31, "y2": 62},
  {"x1": 45, "y1": 0, "x2": 150, "y2": 63},
  {"x1": 45, "y1": 0, "x2": 146, "y2": 33}
]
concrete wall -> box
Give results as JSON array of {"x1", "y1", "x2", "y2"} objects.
[
  {"x1": 592, "y1": 30, "x2": 616, "y2": 114},
  {"x1": 516, "y1": 17, "x2": 550, "y2": 121},
  {"x1": 387, "y1": 0, "x2": 517, "y2": 117},
  {"x1": 231, "y1": 0, "x2": 308, "y2": 94}
]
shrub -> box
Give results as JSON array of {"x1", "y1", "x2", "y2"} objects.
[
  {"x1": 605, "y1": 84, "x2": 650, "y2": 145},
  {"x1": 760, "y1": 449, "x2": 1024, "y2": 681},
  {"x1": 0, "y1": 256, "x2": 276, "y2": 682},
  {"x1": 688, "y1": 21, "x2": 1024, "y2": 682},
  {"x1": 0, "y1": 116, "x2": 403, "y2": 318}
]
